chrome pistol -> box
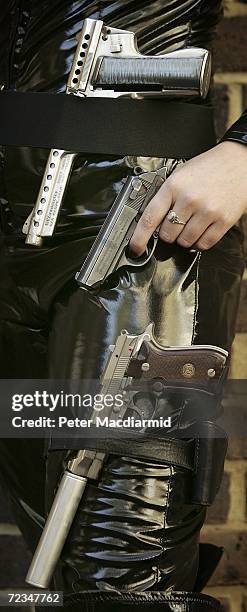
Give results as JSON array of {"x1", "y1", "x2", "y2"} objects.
[
  {"x1": 26, "y1": 322, "x2": 228, "y2": 589},
  {"x1": 22, "y1": 18, "x2": 211, "y2": 246}
]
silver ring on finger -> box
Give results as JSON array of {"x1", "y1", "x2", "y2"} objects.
[{"x1": 166, "y1": 210, "x2": 186, "y2": 226}]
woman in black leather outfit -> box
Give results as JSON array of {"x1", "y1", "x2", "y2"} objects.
[{"x1": 0, "y1": 1, "x2": 247, "y2": 611}]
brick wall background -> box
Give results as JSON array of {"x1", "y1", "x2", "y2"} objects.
[
  {"x1": 202, "y1": 1, "x2": 247, "y2": 610},
  {"x1": 0, "y1": 1, "x2": 247, "y2": 610}
]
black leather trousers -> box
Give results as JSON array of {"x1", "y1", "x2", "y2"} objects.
[{"x1": 0, "y1": 217, "x2": 245, "y2": 612}]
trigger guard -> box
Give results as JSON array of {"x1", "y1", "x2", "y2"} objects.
[{"x1": 124, "y1": 235, "x2": 158, "y2": 268}]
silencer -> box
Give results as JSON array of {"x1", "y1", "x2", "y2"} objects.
[{"x1": 26, "y1": 472, "x2": 87, "y2": 589}]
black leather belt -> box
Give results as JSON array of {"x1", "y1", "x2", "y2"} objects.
[{"x1": 0, "y1": 91, "x2": 216, "y2": 158}]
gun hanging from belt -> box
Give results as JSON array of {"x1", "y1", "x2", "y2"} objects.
[
  {"x1": 26, "y1": 319, "x2": 228, "y2": 589},
  {"x1": 22, "y1": 17, "x2": 211, "y2": 246}
]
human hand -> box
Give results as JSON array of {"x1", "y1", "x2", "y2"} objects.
[{"x1": 130, "y1": 141, "x2": 247, "y2": 255}]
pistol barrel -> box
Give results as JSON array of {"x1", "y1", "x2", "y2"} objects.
[{"x1": 23, "y1": 149, "x2": 76, "y2": 246}]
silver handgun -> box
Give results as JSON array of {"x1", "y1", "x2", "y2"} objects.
[
  {"x1": 26, "y1": 325, "x2": 153, "y2": 589},
  {"x1": 22, "y1": 17, "x2": 211, "y2": 246},
  {"x1": 26, "y1": 323, "x2": 228, "y2": 589},
  {"x1": 76, "y1": 165, "x2": 168, "y2": 288}
]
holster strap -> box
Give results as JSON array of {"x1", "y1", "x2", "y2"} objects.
[
  {"x1": 0, "y1": 91, "x2": 216, "y2": 158},
  {"x1": 192, "y1": 422, "x2": 228, "y2": 505},
  {"x1": 59, "y1": 436, "x2": 196, "y2": 471},
  {"x1": 60, "y1": 421, "x2": 227, "y2": 506}
]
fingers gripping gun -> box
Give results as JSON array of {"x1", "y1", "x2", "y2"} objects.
[
  {"x1": 22, "y1": 17, "x2": 211, "y2": 246},
  {"x1": 76, "y1": 165, "x2": 169, "y2": 287},
  {"x1": 26, "y1": 323, "x2": 228, "y2": 589}
]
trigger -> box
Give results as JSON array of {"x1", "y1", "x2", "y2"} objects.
[{"x1": 153, "y1": 225, "x2": 161, "y2": 240}]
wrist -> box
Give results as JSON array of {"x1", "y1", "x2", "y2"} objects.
[{"x1": 216, "y1": 139, "x2": 247, "y2": 158}]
